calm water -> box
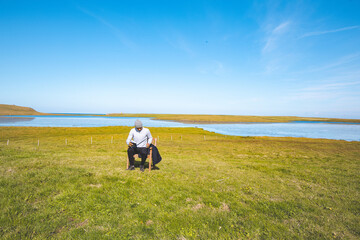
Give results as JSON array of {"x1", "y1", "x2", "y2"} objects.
[{"x1": 0, "y1": 115, "x2": 359, "y2": 141}]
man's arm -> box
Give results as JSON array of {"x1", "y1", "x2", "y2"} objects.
[
  {"x1": 146, "y1": 129, "x2": 153, "y2": 147},
  {"x1": 126, "y1": 129, "x2": 134, "y2": 145}
]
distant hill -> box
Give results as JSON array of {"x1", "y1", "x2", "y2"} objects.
[{"x1": 0, "y1": 104, "x2": 44, "y2": 115}]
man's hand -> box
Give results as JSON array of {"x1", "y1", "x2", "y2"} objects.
[
  {"x1": 146, "y1": 143, "x2": 150, "y2": 148},
  {"x1": 129, "y1": 142, "x2": 133, "y2": 147}
]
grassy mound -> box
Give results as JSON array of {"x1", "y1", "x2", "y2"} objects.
[
  {"x1": 0, "y1": 126, "x2": 359, "y2": 239},
  {"x1": 0, "y1": 104, "x2": 43, "y2": 116}
]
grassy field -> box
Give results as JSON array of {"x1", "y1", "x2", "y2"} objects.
[
  {"x1": 0, "y1": 126, "x2": 359, "y2": 239},
  {"x1": 107, "y1": 113, "x2": 360, "y2": 124}
]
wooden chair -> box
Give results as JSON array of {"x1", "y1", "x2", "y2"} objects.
[{"x1": 127, "y1": 138, "x2": 157, "y2": 172}]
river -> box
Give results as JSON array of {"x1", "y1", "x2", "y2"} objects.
[{"x1": 0, "y1": 115, "x2": 359, "y2": 141}]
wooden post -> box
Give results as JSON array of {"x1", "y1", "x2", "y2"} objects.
[
  {"x1": 65, "y1": 139, "x2": 67, "y2": 145},
  {"x1": 111, "y1": 136, "x2": 113, "y2": 144},
  {"x1": 38, "y1": 139, "x2": 40, "y2": 147},
  {"x1": 149, "y1": 147, "x2": 153, "y2": 172},
  {"x1": 7, "y1": 139, "x2": 9, "y2": 146},
  {"x1": 204, "y1": 135, "x2": 206, "y2": 140}
]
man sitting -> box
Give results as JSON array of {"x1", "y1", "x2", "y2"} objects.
[{"x1": 126, "y1": 119, "x2": 153, "y2": 172}]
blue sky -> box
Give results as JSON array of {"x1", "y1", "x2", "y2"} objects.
[{"x1": 1, "y1": 0, "x2": 360, "y2": 118}]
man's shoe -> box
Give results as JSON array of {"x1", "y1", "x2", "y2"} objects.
[
  {"x1": 126, "y1": 165, "x2": 135, "y2": 170},
  {"x1": 140, "y1": 165, "x2": 145, "y2": 172}
]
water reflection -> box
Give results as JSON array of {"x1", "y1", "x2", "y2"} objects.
[{"x1": 0, "y1": 117, "x2": 35, "y2": 124}]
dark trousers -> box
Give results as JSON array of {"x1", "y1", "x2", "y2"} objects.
[{"x1": 127, "y1": 146, "x2": 148, "y2": 166}]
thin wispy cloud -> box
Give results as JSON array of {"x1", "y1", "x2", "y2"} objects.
[
  {"x1": 303, "y1": 81, "x2": 360, "y2": 91},
  {"x1": 287, "y1": 78, "x2": 360, "y2": 102},
  {"x1": 262, "y1": 21, "x2": 291, "y2": 53},
  {"x1": 296, "y1": 53, "x2": 360, "y2": 74},
  {"x1": 273, "y1": 21, "x2": 291, "y2": 34},
  {"x1": 300, "y1": 25, "x2": 360, "y2": 38},
  {"x1": 176, "y1": 37, "x2": 194, "y2": 56},
  {"x1": 77, "y1": 6, "x2": 136, "y2": 49},
  {"x1": 165, "y1": 32, "x2": 195, "y2": 57},
  {"x1": 288, "y1": 91, "x2": 339, "y2": 101},
  {"x1": 264, "y1": 58, "x2": 282, "y2": 74},
  {"x1": 214, "y1": 61, "x2": 224, "y2": 75},
  {"x1": 198, "y1": 60, "x2": 224, "y2": 75}
]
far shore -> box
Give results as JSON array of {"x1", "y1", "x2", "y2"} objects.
[
  {"x1": 151, "y1": 118, "x2": 360, "y2": 125},
  {"x1": 1, "y1": 104, "x2": 360, "y2": 124},
  {"x1": 2, "y1": 112, "x2": 360, "y2": 124},
  {"x1": 105, "y1": 113, "x2": 360, "y2": 124}
]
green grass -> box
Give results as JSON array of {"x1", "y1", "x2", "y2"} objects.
[{"x1": 1, "y1": 126, "x2": 359, "y2": 239}]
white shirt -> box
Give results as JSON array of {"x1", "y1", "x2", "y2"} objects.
[{"x1": 126, "y1": 127, "x2": 153, "y2": 148}]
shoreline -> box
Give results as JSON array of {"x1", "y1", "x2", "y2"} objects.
[
  {"x1": 1, "y1": 105, "x2": 359, "y2": 123},
  {"x1": 0, "y1": 125, "x2": 358, "y2": 142},
  {"x1": 152, "y1": 118, "x2": 360, "y2": 125},
  {"x1": 2, "y1": 113, "x2": 360, "y2": 124}
]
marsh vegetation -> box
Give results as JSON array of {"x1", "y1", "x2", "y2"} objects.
[{"x1": 107, "y1": 113, "x2": 360, "y2": 124}]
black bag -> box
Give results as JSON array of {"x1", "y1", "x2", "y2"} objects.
[{"x1": 150, "y1": 144, "x2": 162, "y2": 165}]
